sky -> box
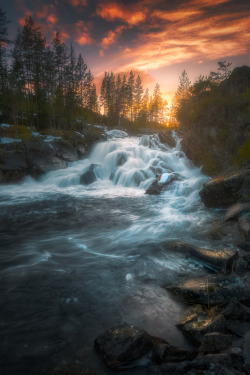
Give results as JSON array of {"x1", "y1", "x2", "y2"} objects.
[{"x1": 2, "y1": 0, "x2": 250, "y2": 103}]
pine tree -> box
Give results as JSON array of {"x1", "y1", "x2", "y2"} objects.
[
  {"x1": 0, "y1": 7, "x2": 11, "y2": 120},
  {"x1": 134, "y1": 75, "x2": 143, "y2": 120},
  {"x1": 127, "y1": 70, "x2": 135, "y2": 121}
]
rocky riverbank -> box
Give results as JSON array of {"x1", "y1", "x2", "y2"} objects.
[{"x1": 0, "y1": 124, "x2": 107, "y2": 183}]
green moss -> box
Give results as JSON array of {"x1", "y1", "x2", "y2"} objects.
[{"x1": 17, "y1": 125, "x2": 32, "y2": 140}]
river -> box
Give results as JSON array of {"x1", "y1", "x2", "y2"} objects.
[{"x1": 0, "y1": 133, "x2": 238, "y2": 374}]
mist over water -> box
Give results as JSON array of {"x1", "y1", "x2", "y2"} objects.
[{"x1": 0, "y1": 133, "x2": 235, "y2": 375}]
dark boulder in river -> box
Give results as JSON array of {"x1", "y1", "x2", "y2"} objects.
[
  {"x1": 80, "y1": 164, "x2": 98, "y2": 185},
  {"x1": 199, "y1": 169, "x2": 250, "y2": 208},
  {"x1": 94, "y1": 323, "x2": 194, "y2": 369}
]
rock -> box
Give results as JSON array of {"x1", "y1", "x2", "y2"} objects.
[
  {"x1": 167, "y1": 242, "x2": 239, "y2": 274},
  {"x1": 94, "y1": 323, "x2": 195, "y2": 369},
  {"x1": 243, "y1": 332, "x2": 250, "y2": 374},
  {"x1": 158, "y1": 131, "x2": 176, "y2": 148},
  {"x1": 199, "y1": 332, "x2": 232, "y2": 353},
  {"x1": 199, "y1": 169, "x2": 250, "y2": 208},
  {"x1": 224, "y1": 203, "x2": 250, "y2": 221},
  {"x1": 0, "y1": 149, "x2": 28, "y2": 182},
  {"x1": 94, "y1": 323, "x2": 153, "y2": 369},
  {"x1": 238, "y1": 213, "x2": 250, "y2": 240},
  {"x1": 167, "y1": 273, "x2": 250, "y2": 306},
  {"x1": 222, "y1": 299, "x2": 250, "y2": 321},
  {"x1": 53, "y1": 139, "x2": 78, "y2": 162},
  {"x1": 177, "y1": 310, "x2": 226, "y2": 345},
  {"x1": 80, "y1": 164, "x2": 98, "y2": 185},
  {"x1": 145, "y1": 174, "x2": 179, "y2": 195},
  {"x1": 106, "y1": 129, "x2": 128, "y2": 138},
  {"x1": 152, "y1": 341, "x2": 196, "y2": 365},
  {"x1": 25, "y1": 140, "x2": 67, "y2": 176}
]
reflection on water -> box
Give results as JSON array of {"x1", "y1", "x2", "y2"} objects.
[{"x1": 0, "y1": 134, "x2": 235, "y2": 375}]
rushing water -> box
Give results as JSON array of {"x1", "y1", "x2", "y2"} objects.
[{"x1": 0, "y1": 133, "x2": 239, "y2": 375}]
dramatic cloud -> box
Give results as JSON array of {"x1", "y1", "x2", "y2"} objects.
[
  {"x1": 100, "y1": 25, "x2": 125, "y2": 49},
  {"x1": 96, "y1": 2, "x2": 146, "y2": 26},
  {"x1": 75, "y1": 20, "x2": 93, "y2": 45},
  {"x1": 68, "y1": 0, "x2": 88, "y2": 7}
]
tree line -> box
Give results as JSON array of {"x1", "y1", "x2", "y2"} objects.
[
  {"x1": 0, "y1": 10, "x2": 97, "y2": 130},
  {"x1": 0, "y1": 8, "x2": 167, "y2": 131},
  {"x1": 100, "y1": 71, "x2": 167, "y2": 128}
]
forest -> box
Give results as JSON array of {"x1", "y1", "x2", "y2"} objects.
[{"x1": 0, "y1": 9, "x2": 166, "y2": 131}]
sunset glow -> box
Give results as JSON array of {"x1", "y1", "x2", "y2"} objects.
[{"x1": 5, "y1": 0, "x2": 250, "y2": 102}]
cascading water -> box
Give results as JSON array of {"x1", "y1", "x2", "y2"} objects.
[{"x1": 0, "y1": 132, "x2": 235, "y2": 375}]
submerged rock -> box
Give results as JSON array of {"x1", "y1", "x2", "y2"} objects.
[{"x1": 199, "y1": 169, "x2": 250, "y2": 208}]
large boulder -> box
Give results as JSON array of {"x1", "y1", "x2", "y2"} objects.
[
  {"x1": 94, "y1": 323, "x2": 154, "y2": 369},
  {"x1": 199, "y1": 169, "x2": 250, "y2": 208},
  {"x1": 25, "y1": 140, "x2": 67, "y2": 176},
  {"x1": 94, "y1": 323, "x2": 194, "y2": 369},
  {"x1": 0, "y1": 149, "x2": 28, "y2": 182}
]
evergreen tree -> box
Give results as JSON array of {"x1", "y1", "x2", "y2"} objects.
[
  {"x1": 0, "y1": 7, "x2": 10, "y2": 120},
  {"x1": 127, "y1": 70, "x2": 135, "y2": 121},
  {"x1": 134, "y1": 75, "x2": 143, "y2": 120}
]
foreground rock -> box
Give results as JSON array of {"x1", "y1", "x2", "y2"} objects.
[
  {"x1": 199, "y1": 332, "x2": 232, "y2": 353},
  {"x1": 165, "y1": 242, "x2": 239, "y2": 273},
  {"x1": 94, "y1": 323, "x2": 194, "y2": 369},
  {"x1": 166, "y1": 273, "x2": 250, "y2": 306},
  {"x1": 238, "y1": 213, "x2": 250, "y2": 240},
  {"x1": 80, "y1": 164, "x2": 99, "y2": 185},
  {"x1": 224, "y1": 203, "x2": 250, "y2": 222},
  {"x1": 199, "y1": 169, "x2": 250, "y2": 208}
]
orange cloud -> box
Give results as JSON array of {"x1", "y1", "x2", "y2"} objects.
[
  {"x1": 69, "y1": 0, "x2": 88, "y2": 6},
  {"x1": 101, "y1": 25, "x2": 125, "y2": 49},
  {"x1": 96, "y1": 2, "x2": 146, "y2": 26},
  {"x1": 75, "y1": 20, "x2": 93, "y2": 45},
  {"x1": 47, "y1": 14, "x2": 58, "y2": 25}
]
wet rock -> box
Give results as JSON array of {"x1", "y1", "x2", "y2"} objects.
[
  {"x1": 53, "y1": 139, "x2": 78, "y2": 162},
  {"x1": 177, "y1": 309, "x2": 226, "y2": 345},
  {"x1": 199, "y1": 332, "x2": 232, "y2": 353},
  {"x1": 199, "y1": 169, "x2": 250, "y2": 208},
  {"x1": 167, "y1": 273, "x2": 250, "y2": 307},
  {"x1": 158, "y1": 131, "x2": 176, "y2": 148},
  {"x1": 151, "y1": 340, "x2": 196, "y2": 365},
  {"x1": 222, "y1": 299, "x2": 250, "y2": 321},
  {"x1": 80, "y1": 164, "x2": 98, "y2": 185},
  {"x1": 224, "y1": 203, "x2": 250, "y2": 221},
  {"x1": 94, "y1": 323, "x2": 153, "y2": 369},
  {"x1": 1, "y1": 149, "x2": 28, "y2": 182},
  {"x1": 167, "y1": 242, "x2": 239, "y2": 273},
  {"x1": 145, "y1": 174, "x2": 179, "y2": 195},
  {"x1": 238, "y1": 213, "x2": 250, "y2": 240},
  {"x1": 243, "y1": 332, "x2": 250, "y2": 374},
  {"x1": 25, "y1": 139, "x2": 67, "y2": 176},
  {"x1": 94, "y1": 323, "x2": 195, "y2": 369}
]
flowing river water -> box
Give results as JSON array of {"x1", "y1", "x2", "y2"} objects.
[{"x1": 0, "y1": 133, "x2": 239, "y2": 375}]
